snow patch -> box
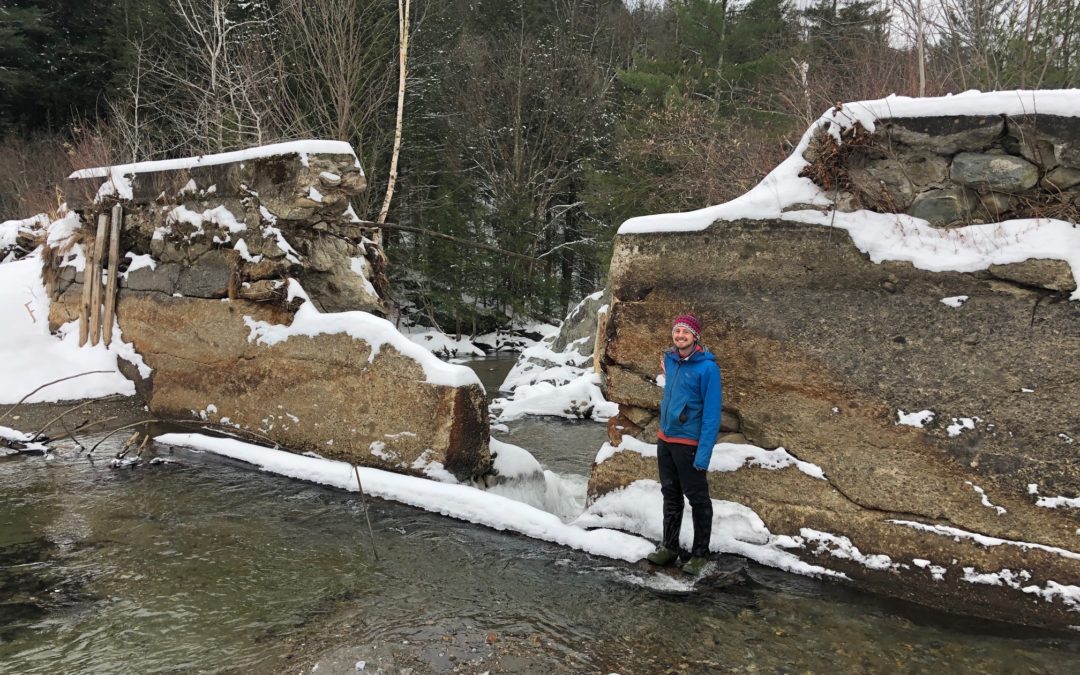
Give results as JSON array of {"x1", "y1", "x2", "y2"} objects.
[
  {"x1": 965, "y1": 481, "x2": 1007, "y2": 515},
  {"x1": 897, "y1": 409, "x2": 935, "y2": 428},
  {"x1": 595, "y1": 437, "x2": 826, "y2": 480},
  {"x1": 889, "y1": 520, "x2": 1080, "y2": 562}
]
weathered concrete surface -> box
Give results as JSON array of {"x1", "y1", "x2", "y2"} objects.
[
  {"x1": 595, "y1": 219, "x2": 1080, "y2": 627},
  {"x1": 47, "y1": 288, "x2": 490, "y2": 480}
]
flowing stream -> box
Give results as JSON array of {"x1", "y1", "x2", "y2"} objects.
[{"x1": 2, "y1": 354, "x2": 1079, "y2": 673}]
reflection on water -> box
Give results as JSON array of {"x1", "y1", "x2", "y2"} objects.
[{"x1": 0, "y1": 355, "x2": 1078, "y2": 673}]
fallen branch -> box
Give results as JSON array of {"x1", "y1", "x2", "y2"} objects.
[
  {"x1": 87, "y1": 418, "x2": 284, "y2": 456},
  {"x1": 30, "y1": 394, "x2": 124, "y2": 443},
  {"x1": 88, "y1": 420, "x2": 168, "y2": 455},
  {"x1": 377, "y1": 223, "x2": 540, "y2": 264},
  {"x1": 48, "y1": 416, "x2": 118, "y2": 443},
  {"x1": 354, "y1": 463, "x2": 380, "y2": 561},
  {"x1": 0, "y1": 371, "x2": 114, "y2": 423}
]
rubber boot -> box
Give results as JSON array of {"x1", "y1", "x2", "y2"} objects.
[
  {"x1": 681, "y1": 556, "x2": 709, "y2": 576},
  {"x1": 646, "y1": 545, "x2": 678, "y2": 566}
]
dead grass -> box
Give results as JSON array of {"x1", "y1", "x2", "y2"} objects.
[{"x1": 0, "y1": 122, "x2": 117, "y2": 223}]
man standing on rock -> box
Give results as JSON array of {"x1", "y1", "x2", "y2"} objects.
[{"x1": 646, "y1": 314, "x2": 721, "y2": 575}]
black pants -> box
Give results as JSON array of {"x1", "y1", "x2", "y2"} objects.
[{"x1": 657, "y1": 438, "x2": 713, "y2": 558}]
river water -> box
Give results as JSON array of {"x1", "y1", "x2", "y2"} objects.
[{"x1": 2, "y1": 355, "x2": 1079, "y2": 673}]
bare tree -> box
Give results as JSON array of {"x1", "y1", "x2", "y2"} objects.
[
  {"x1": 891, "y1": 0, "x2": 940, "y2": 96},
  {"x1": 113, "y1": 0, "x2": 285, "y2": 156},
  {"x1": 276, "y1": 0, "x2": 397, "y2": 217},
  {"x1": 929, "y1": 0, "x2": 1080, "y2": 90}
]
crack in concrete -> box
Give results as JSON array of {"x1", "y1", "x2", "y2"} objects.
[{"x1": 767, "y1": 444, "x2": 964, "y2": 527}]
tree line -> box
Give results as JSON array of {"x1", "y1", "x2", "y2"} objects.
[{"x1": 2, "y1": 0, "x2": 1077, "y2": 331}]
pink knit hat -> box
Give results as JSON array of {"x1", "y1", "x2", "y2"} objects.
[{"x1": 672, "y1": 314, "x2": 702, "y2": 341}]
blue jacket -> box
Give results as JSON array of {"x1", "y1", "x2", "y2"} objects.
[{"x1": 659, "y1": 346, "x2": 722, "y2": 470}]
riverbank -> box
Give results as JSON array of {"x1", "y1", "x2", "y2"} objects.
[{"x1": 2, "y1": 394, "x2": 151, "y2": 443}]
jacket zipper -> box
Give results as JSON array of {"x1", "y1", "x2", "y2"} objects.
[{"x1": 663, "y1": 356, "x2": 686, "y2": 431}]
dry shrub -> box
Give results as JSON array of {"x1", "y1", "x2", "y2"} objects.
[
  {"x1": 798, "y1": 120, "x2": 876, "y2": 194},
  {"x1": 0, "y1": 122, "x2": 117, "y2": 223},
  {"x1": 1010, "y1": 191, "x2": 1080, "y2": 224},
  {"x1": 0, "y1": 134, "x2": 69, "y2": 221},
  {"x1": 619, "y1": 102, "x2": 795, "y2": 213}
]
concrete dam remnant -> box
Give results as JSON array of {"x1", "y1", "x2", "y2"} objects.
[
  {"x1": 593, "y1": 91, "x2": 1080, "y2": 627},
  {"x1": 45, "y1": 141, "x2": 490, "y2": 481}
]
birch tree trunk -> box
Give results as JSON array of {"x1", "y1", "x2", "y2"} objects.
[{"x1": 377, "y1": 0, "x2": 411, "y2": 225}]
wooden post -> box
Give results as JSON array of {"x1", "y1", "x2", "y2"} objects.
[
  {"x1": 88, "y1": 212, "x2": 109, "y2": 346},
  {"x1": 77, "y1": 212, "x2": 107, "y2": 346},
  {"x1": 102, "y1": 205, "x2": 122, "y2": 347}
]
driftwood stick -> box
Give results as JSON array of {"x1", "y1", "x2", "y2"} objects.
[
  {"x1": 56, "y1": 413, "x2": 85, "y2": 452},
  {"x1": 78, "y1": 213, "x2": 108, "y2": 346},
  {"x1": 50, "y1": 416, "x2": 119, "y2": 443},
  {"x1": 88, "y1": 213, "x2": 109, "y2": 345},
  {"x1": 354, "y1": 463, "x2": 380, "y2": 561},
  {"x1": 87, "y1": 420, "x2": 165, "y2": 455},
  {"x1": 102, "y1": 205, "x2": 122, "y2": 347},
  {"x1": 28, "y1": 393, "x2": 124, "y2": 442},
  {"x1": 0, "y1": 370, "x2": 114, "y2": 423},
  {"x1": 120, "y1": 431, "x2": 141, "y2": 454},
  {"x1": 88, "y1": 418, "x2": 283, "y2": 456}
]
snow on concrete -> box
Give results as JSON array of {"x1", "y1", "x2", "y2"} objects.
[
  {"x1": 912, "y1": 558, "x2": 948, "y2": 581},
  {"x1": 966, "y1": 481, "x2": 1007, "y2": 515},
  {"x1": 962, "y1": 566, "x2": 1080, "y2": 611},
  {"x1": 897, "y1": 409, "x2": 935, "y2": 428},
  {"x1": 1027, "y1": 484, "x2": 1080, "y2": 510},
  {"x1": 595, "y1": 435, "x2": 827, "y2": 480},
  {"x1": 70, "y1": 140, "x2": 363, "y2": 179},
  {"x1": 243, "y1": 280, "x2": 481, "y2": 389},
  {"x1": 793, "y1": 529, "x2": 906, "y2": 572},
  {"x1": 889, "y1": 519, "x2": 1080, "y2": 562}
]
